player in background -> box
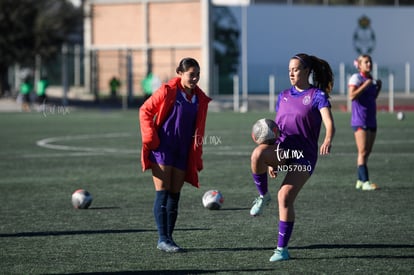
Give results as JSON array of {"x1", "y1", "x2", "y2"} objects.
[
  {"x1": 249, "y1": 53, "x2": 335, "y2": 261},
  {"x1": 20, "y1": 77, "x2": 32, "y2": 112},
  {"x1": 139, "y1": 58, "x2": 211, "y2": 252},
  {"x1": 348, "y1": 54, "x2": 382, "y2": 190},
  {"x1": 36, "y1": 76, "x2": 49, "y2": 111}
]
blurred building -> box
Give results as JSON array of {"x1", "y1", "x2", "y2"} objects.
[
  {"x1": 83, "y1": 0, "x2": 413, "y2": 97},
  {"x1": 83, "y1": 0, "x2": 213, "y2": 97}
]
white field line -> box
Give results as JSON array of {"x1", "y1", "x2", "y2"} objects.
[
  {"x1": 36, "y1": 133, "x2": 136, "y2": 155},
  {"x1": 31, "y1": 133, "x2": 414, "y2": 158}
]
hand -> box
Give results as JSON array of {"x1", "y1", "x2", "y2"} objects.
[
  {"x1": 376, "y1": 79, "x2": 382, "y2": 92},
  {"x1": 320, "y1": 140, "x2": 332, "y2": 155},
  {"x1": 268, "y1": 166, "x2": 278, "y2": 178},
  {"x1": 364, "y1": 78, "x2": 374, "y2": 88}
]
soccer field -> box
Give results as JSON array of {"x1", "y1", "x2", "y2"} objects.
[{"x1": 0, "y1": 109, "x2": 413, "y2": 274}]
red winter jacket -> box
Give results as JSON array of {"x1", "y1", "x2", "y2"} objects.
[{"x1": 139, "y1": 77, "x2": 211, "y2": 188}]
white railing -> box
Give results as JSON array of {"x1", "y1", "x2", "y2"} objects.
[{"x1": 232, "y1": 63, "x2": 412, "y2": 113}]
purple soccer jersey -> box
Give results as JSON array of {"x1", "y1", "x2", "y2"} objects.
[
  {"x1": 275, "y1": 86, "x2": 331, "y2": 170},
  {"x1": 349, "y1": 73, "x2": 377, "y2": 128},
  {"x1": 150, "y1": 90, "x2": 198, "y2": 170}
]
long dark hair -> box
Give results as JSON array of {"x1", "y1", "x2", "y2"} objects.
[{"x1": 293, "y1": 53, "x2": 334, "y2": 94}]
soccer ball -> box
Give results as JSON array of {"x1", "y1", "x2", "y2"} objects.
[
  {"x1": 71, "y1": 189, "x2": 93, "y2": 209},
  {"x1": 397, "y1": 111, "x2": 405, "y2": 121},
  {"x1": 202, "y1": 190, "x2": 224, "y2": 210},
  {"x1": 251, "y1": 118, "x2": 279, "y2": 145}
]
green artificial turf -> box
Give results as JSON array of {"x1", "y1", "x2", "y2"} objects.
[{"x1": 0, "y1": 109, "x2": 413, "y2": 274}]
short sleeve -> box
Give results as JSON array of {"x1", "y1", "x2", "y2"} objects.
[
  {"x1": 348, "y1": 73, "x2": 363, "y2": 87},
  {"x1": 275, "y1": 92, "x2": 283, "y2": 112},
  {"x1": 312, "y1": 89, "x2": 331, "y2": 110}
]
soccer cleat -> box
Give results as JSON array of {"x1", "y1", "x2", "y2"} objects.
[
  {"x1": 269, "y1": 247, "x2": 290, "y2": 262},
  {"x1": 250, "y1": 192, "x2": 271, "y2": 216},
  {"x1": 361, "y1": 181, "x2": 379, "y2": 191},
  {"x1": 355, "y1": 180, "x2": 364, "y2": 189},
  {"x1": 169, "y1": 240, "x2": 185, "y2": 252},
  {"x1": 157, "y1": 241, "x2": 181, "y2": 253}
]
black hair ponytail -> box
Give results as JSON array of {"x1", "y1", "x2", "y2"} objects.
[
  {"x1": 309, "y1": 55, "x2": 334, "y2": 94},
  {"x1": 293, "y1": 53, "x2": 334, "y2": 94}
]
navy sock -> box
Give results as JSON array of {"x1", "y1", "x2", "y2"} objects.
[
  {"x1": 358, "y1": 165, "x2": 369, "y2": 182},
  {"x1": 153, "y1": 190, "x2": 168, "y2": 243},
  {"x1": 166, "y1": 192, "x2": 180, "y2": 241}
]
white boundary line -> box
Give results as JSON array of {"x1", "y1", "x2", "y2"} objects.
[
  {"x1": 33, "y1": 133, "x2": 414, "y2": 158},
  {"x1": 36, "y1": 133, "x2": 135, "y2": 154}
]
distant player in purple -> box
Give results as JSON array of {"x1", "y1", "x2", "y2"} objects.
[
  {"x1": 348, "y1": 54, "x2": 382, "y2": 190},
  {"x1": 249, "y1": 53, "x2": 335, "y2": 262}
]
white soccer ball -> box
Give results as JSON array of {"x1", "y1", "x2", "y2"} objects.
[
  {"x1": 397, "y1": 111, "x2": 405, "y2": 121},
  {"x1": 251, "y1": 118, "x2": 279, "y2": 145},
  {"x1": 202, "y1": 190, "x2": 224, "y2": 210},
  {"x1": 71, "y1": 189, "x2": 93, "y2": 209}
]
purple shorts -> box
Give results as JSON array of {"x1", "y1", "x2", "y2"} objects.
[
  {"x1": 274, "y1": 141, "x2": 317, "y2": 175},
  {"x1": 280, "y1": 157, "x2": 316, "y2": 175},
  {"x1": 149, "y1": 147, "x2": 189, "y2": 171}
]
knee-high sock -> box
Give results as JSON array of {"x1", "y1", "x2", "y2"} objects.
[
  {"x1": 277, "y1": 221, "x2": 294, "y2": 248},
  {"x1": 167, "y1": 192, "x2": 180, "y2": 240},
  {"x1": 153, "y1": 190, "x2": 168, "y2": 242},
  {"x1": 252, "y1": 173, "x2": 268, "y2": 196},
  {"x1": 358, "y1": 164, "x2": 369, "y2": 182}
]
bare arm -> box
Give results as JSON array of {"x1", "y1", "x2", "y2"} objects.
[
  {"x1": 375, "y1": 79, "x2": 382, "y2": 98},
  {"x1": 319, "y1": 107, "x2": 335, "y2": 155}
]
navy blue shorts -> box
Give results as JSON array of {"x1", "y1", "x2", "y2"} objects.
[{"x1": 352, "y1": 126, "x2": 377, "y2": 132}]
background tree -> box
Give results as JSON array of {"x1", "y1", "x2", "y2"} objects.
[
  {"x1": 0, "y1": 0, "x2": 82, "y2": 96},
  {"x1": 213, "y1": 6, "x2": 240, "y2": 94}
]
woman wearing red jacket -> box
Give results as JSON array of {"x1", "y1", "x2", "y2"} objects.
[{"x1": 139, "y1": 58, "x2": 211, "y2": 252}]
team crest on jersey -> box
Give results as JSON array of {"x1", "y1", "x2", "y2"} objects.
[{"x1": 302, "y1": 95, "x2": 311, "y2": 105}]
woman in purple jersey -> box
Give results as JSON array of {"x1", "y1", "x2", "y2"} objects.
[
  {"x1": 140, "y1": 58, "x2": 211, "y2": 253},
  {"x1": 249, "y1": 53, "x2": 335, "y2": 262},
  {"x1": 348, "y1": 54, "x2": 382, "y2": 191}
]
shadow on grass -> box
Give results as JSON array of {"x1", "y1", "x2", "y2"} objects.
[
  {"x1": 86, "y1": 206, "x2": 122, "y2": 210},
  {"x1": 187, "y1": 246, "x2": 275, "y2": 252},
  {"x1": 218, "y1": 207, "x2": 250, "y2": 211},
  {"x1": 291, "y1": 243, "x2": 414, "y2": 260},
  {"x1": 59, "y1": 268, "x2": 276, "y2": 275},
  {"x1": 0, "y1": 228, "x2": 209, "y2": 238},
  {"x1": 187, "y1": 243, "x2": 414, "y2": 257},
  {"x1": 292, "y1": 243, "x2": 414, "y2": 249}
]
